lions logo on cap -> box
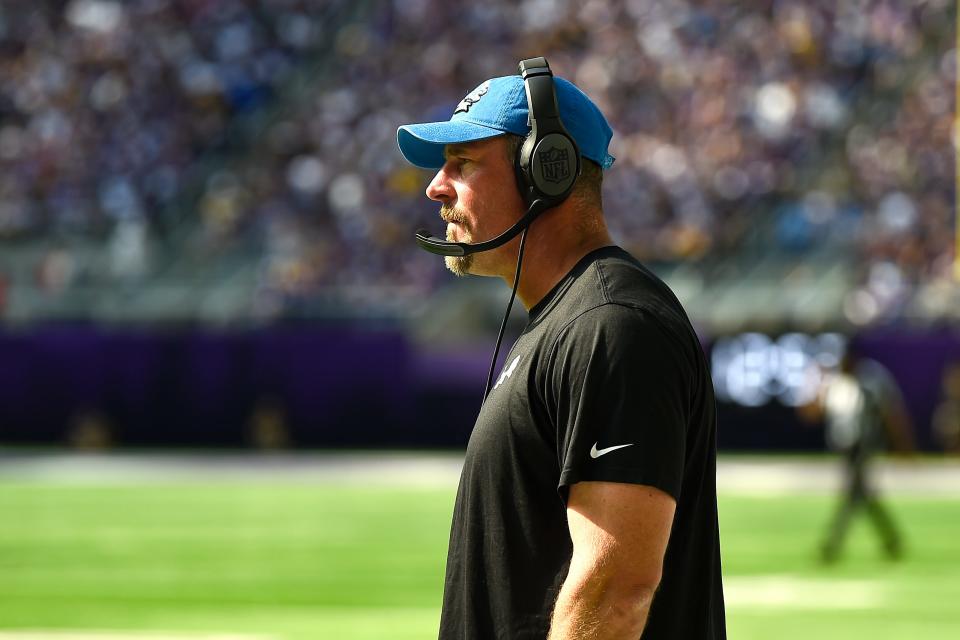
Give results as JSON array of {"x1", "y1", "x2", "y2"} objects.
[{"x1": 454, "y1": 80, "x2": 490, "y2": 114}]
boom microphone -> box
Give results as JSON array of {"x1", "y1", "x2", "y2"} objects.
[{"x1": 414, "y1": 198, "x2": 550, "y2": 257}]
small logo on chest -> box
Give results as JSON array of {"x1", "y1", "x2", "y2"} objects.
[{"x1": 493, "y1": 355, "x2": 521, "y2": 390}]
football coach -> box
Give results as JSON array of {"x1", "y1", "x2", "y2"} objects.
[{"x1": 397, "y1": 58, "x2": 725, "y2": 639}]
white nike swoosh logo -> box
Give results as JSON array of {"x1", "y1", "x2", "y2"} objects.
[{"x1": 589, "y1": 442, "x2": 635, "y2": 459}]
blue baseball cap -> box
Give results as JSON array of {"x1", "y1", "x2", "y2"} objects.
[{"x1": 397, "y1": 75, "x2": 615, "y2": 171}]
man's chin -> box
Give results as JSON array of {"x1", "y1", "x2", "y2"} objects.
[
  {"x1": 444, "y1": 254, "x2": 473, "y2": 277},
  {"x1": 444, "y1": 229, "x2": 475, "y2": 277}
]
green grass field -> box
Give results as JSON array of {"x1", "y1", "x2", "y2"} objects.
[{"x1": 0, "y1": 461, "x2": 958, "y2": 639}]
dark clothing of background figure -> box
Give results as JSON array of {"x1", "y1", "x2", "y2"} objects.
[{"x1": 820, "y1": 359, "x2": 904, "y2": 562}]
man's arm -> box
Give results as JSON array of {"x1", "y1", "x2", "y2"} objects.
[{"x1": 548, "y1": 480, "x2": 676, "y2": 639}]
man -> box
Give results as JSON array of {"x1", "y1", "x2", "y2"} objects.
[
  {"x1": 397, "y1": 68, "x2": 725, "y2": 639},
  {"x1": 805, "y1": 346, "x2": 914, "y2": 563}
]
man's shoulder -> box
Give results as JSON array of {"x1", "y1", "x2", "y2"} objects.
[
  {"x1": 592, "y1": 248, "x2": 687, "y2": 315},
  {"x1": 538, "y1": 246, "x2": 665, "y2": 309},
  {"x1": 525, "y1": 247, "x2": 699, "y2": 366},
  {"x1": 557, "y1": 248, "x2": 692, "y2": 335},
  {"x1": 552, "y1": 302, "x2": 697, "y2": 371}
]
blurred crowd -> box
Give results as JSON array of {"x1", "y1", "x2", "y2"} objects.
[
  {"x1": 0, "y1": 0, "x2": 955, "y2": 324},
  {"x1": 0, "y1": 0, "x2": 345, "y2": 294}
]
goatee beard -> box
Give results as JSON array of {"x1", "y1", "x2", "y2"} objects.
[
  {"x1": 445, "y1": 254, "x2": 473, "y2": 276},
  {"x1": 441, "y1": 205, "x2": 473, "y2": 276},
  {"x1": 444, "y1": 226, "x2": 473, "y2": 276}
]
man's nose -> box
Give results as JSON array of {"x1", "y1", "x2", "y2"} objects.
[{"x1": 426, "y1": 165, "x2": 455, "y2": 203}]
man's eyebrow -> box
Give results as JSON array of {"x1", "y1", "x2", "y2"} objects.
[{"x1": 444, "y1": 144, "x2": 474, "y2": 159}]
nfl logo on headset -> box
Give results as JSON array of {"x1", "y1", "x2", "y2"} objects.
[{"x1": 539, "y1": 147, "x2": 570, "y2": 184}]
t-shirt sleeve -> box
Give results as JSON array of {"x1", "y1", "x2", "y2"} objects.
[{"x1": 545, "y1": 304, "x2": 693, "y2": 502}]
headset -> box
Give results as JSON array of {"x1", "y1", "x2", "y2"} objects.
[
  {"x1": 415, "y1": 57, "x2": 581, "y2": 257},
  {"x1": 413, "y1": 57, "x2": 582, "y2": 403}
]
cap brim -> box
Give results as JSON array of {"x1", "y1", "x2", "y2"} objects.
[{"x1": 397, "y1": 121, "x2": 506, "y2": 169}]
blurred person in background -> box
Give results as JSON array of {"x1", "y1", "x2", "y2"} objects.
[
  {"x1": 801, "y1": 342, "x2": 915, "y2": 563},
  {"x1": 397, "y1": 61, "x2": 724, "y2": 639}
]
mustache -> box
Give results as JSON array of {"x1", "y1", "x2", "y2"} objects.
[{"x1": 440, "y1": 204, "x2": 468, "y2": 225}]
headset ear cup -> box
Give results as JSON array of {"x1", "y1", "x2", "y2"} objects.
[
  {"x1": 516, "y1": 57, "x2": 582, "y2": 207},
  {"x1": 515, "y1": 133, "x2": 537, "y2": 206},
  {"x1": 528, "y1": 133, "x2": 579, "y2": 201}
]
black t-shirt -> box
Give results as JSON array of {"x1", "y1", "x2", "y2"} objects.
[{"x1": 439, "y1": 246, "x2": 725, "y2": 639}]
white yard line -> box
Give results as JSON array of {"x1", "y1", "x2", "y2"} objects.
[
  {"x1": 0, "y1": 452, "x2": 958, "y2": 496},
  {"x1": 724, "y1": 575, "x2": 887, "y2": 609},
  {"x1": 0, "y1": 452, "x2": 464, "y2": 487},
  {"x1": 717, "y1": 457, "x2": 960, "y2": 496}
]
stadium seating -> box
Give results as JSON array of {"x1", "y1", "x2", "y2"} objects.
[{"x1": 0, "y1": 0, "x2": 953, "y2": 328}]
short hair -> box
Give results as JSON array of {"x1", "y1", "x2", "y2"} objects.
[{"x1": 503, "y1": 134, "x2": 603, "y2": 209}]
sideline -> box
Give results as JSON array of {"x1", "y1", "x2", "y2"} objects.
[
  {"x1": 723, "y1": 575, "x2": 887, "y2": 609},
  {"x1": 0, "y1": 451, "x2": 958, "y2": 496}
]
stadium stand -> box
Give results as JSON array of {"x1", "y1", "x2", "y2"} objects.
[{"x1": 0, "y1": 0, "x2": 954, "y2": 330}]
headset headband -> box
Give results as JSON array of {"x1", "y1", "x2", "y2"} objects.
[
  {"x1": 519, "y1": 58, "x2": 560, "y2": 123},
  {"x1": 515, "y1": 57, "x2": 581, "y2": 206}
]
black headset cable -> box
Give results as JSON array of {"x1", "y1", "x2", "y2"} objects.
[{"x1": 482, "y1": 226, "x2": 529, "y2": 405}]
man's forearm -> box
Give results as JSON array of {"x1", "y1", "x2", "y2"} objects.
[{"x1": 547, "y1": 570, "x2": 655, "y2": 640}]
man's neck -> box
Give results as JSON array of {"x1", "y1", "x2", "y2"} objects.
[{"x1": 512, "y1": 232, "x2": 615, "y2": 311}]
